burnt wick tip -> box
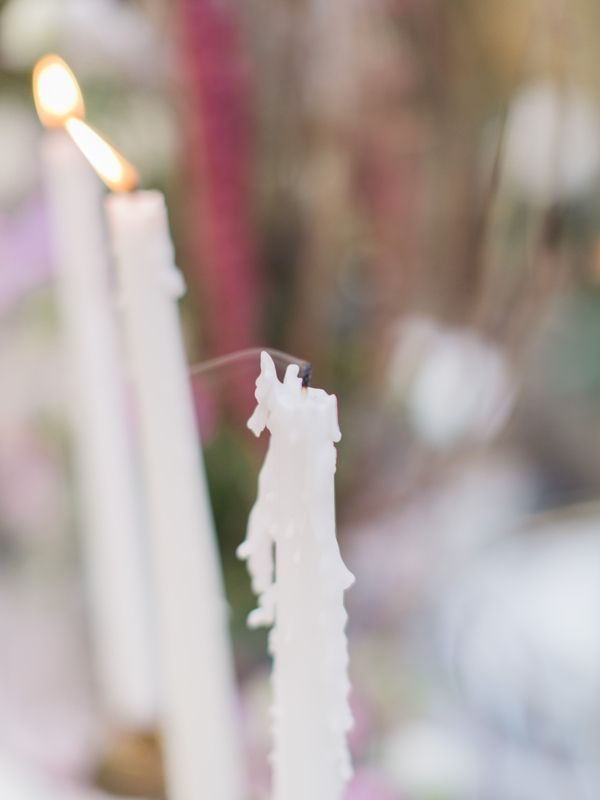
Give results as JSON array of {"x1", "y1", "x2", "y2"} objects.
[{"x1": 300, "y1": 363, "x2": 312, "y2": 388}]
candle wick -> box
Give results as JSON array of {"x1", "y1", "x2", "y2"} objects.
[{"x1": 300, "y1": 363, "x2": 312, "y2": 389}]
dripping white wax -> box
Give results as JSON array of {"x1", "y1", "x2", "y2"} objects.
[{"x1": 238, "y1": 351, "x2": 354, "y2": 800}]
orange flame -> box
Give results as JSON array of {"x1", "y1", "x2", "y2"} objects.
[
  {"x1": 65, "y1": 118, "x2": 139, "y2": 193},
  {"x1": 33, "y1": 54, "x2": 138, "y2": 193},
  {"x1": 33, "y1": 54, "x2": 84, "y2": 128}
]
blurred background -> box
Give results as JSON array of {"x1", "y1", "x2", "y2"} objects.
[{"x1": 2, "y1": 0, "x2": 600, "y2": 797}]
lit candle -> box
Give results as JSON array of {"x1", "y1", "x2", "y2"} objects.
[
  {"x1": 238, "y1": 352, "x2": 354, "y2": 800},
  {"x1": 33, "y1": 55, "x2": 157, "y2": 729},
  {"x1": 64, "y1": 110, "x2": 243, "y2": 800}
]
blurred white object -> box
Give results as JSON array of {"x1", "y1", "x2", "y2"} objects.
[
  {"x1": 0, "y1": 97, "x2": 38, "y2": 210},
  {"x1": 0, "y1": 0, "x2": 60, "y2": 70},
  {"x1": 0, "y1": 753, "x2": 58, "y2": 799},
  {"x1": 346, "y1": 450, "x2": 535, "y2": 622},
  {"x1": 406, "y1": 328, "x2": 514, "y2": 449},
  {"x1": 442, "y1": 512, "x2": 600, "y2": 752},
  {"x1": 503, "y1": 81, "x2": 600, "y2": 202},
  {"x1": 0, "y1": 0, "x2": 159, "y2": 78},
  {"x1": 387, "y1": 315, "x2": 442, "y2": 397},
  {"x1": 64, "y1": 0, "x2": 160, "y2": 79},
  {"x1": 380, "y1": 720, "x2": 479, "y2": 799}
]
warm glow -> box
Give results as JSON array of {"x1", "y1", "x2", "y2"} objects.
[
  {"x1": 65, "y1": 118, "x2": 139, "y2": 192},
  {"x1": 33, "y1": 55, "x2": 84, "y2": 128},
  {"x1": 33, "y1": 54, "x2": 139, "y2": 192}
]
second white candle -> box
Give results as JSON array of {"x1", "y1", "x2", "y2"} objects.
[{"x1": 106, "y1": 190, "x2": 242, "y2": 800}]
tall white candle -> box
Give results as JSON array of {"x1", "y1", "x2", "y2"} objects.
[
  {"x1": 238, "y1": 352, "x2": 354, "y2": 800},
  {"x1": 105, "y1": 190, "x2": 242, "y2": 800},
  {"x1": 40, "y1": 128, "x2": 157, "y2": 728}
]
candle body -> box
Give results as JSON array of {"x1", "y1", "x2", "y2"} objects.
[
  {"x1": 239, "y1": 352, "x2": 354, "y2": 800},
  {"x1": 105, "y1": 191, "x2": 242, "y2": 800},
  {"x1": 41, "y1": 131, "x2": 156, "y2": 728}
]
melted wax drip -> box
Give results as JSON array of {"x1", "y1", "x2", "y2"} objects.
[{"x1": 238, "y1": 352, "x2": 354, "y2": 799}]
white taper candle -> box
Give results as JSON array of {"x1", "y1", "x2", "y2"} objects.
[
  {"x1": 41, "y1": 130, "x2": 157, "y2": 728},
  {"x1": 238, "y1": 352, "x2": 354, "y2": 800},
  {"x1": 105, "y1": 190, "x2": 243, "y2": 800}
]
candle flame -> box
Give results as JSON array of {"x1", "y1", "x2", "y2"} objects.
[
  {"x1": 65, "y1": 118, "x2": 139, "y2": 192},
  {"x1": 33, "y1": 55, "x2": 85, "y2": 128},
  {"x1": 33, "y1": 54, "x2": 138, "y2": 192}
]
